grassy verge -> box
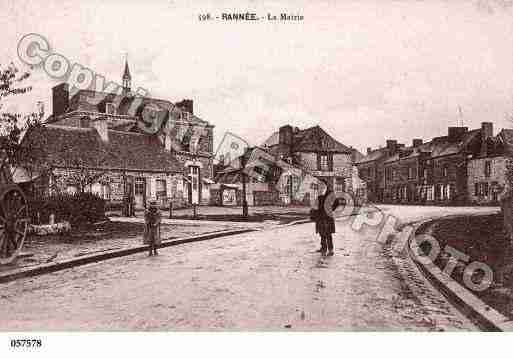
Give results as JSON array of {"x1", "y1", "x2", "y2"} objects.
[{"x1": 418, "y1": 213, "x2": 513, "y2": 319}]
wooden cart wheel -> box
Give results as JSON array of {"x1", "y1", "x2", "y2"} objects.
[{"x1": 0, "y1": 185, "x2": 29, "y2": 265}]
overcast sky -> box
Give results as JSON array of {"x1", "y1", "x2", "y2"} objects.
[{"x1": 2, "y1": 0, "x2": 513, "y2": 153}]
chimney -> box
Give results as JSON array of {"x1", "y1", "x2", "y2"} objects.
[
  {"x1": 279, "y1": 125, "x2": 294, "y2": 147},
  {"x1": 412, "y1": 139, "x2": 423, "y2": 148},
  {"x1": 367, "y1": 147, "x2": 372, "y2": 155},
  {"x1": 91, "y1": 119, "x2": 108, "y2": 142},
  {"x1": 448, "y1": 126, "x2": 468, "y2": 143},
  {"x1": 176, "y1": 99, "x2": 193, "y2": 115},
  {"x1": 52, "y1": 83, "x2": 69, "y2": 118},
  {"x1": 386, "y1": 139, "x2": 398, "y2": 154},
  {"x1": 481, "y1": 122, "x2": 493, "y2": 157}
]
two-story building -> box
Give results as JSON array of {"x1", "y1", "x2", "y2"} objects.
[
  {"x1": 356, "y1": 140, "x2": 403, "y2": 202},
  {"x1": 467, "y1": 127, "x2": 513, "y2": 205},
  {"x1": 262, "y1": 125, "x2": 356, "y2": 198},
  {"x1": 21, "y1": 62, "x2": 215, "y2": 208}
]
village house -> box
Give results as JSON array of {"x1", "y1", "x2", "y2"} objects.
[
  {"x1": 355, "y1": 141, "x2": 402, "y2": 203},
  {"x1": 213, "y1": 125, "x2": 364, "y2": 206},
  {"x1": 213, "y1": 146, "x2": 326, "y2": 206},
  {"x1": 467, "y1": 128, "x2": 513, "y2": 205},
  {"x1": 21, "y1": 62, "x2": 215, "y2": 208},
  {"x1": 262, "y1": 125, "x2": 359, "y2": 197}
]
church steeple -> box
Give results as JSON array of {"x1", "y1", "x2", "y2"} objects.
[{"x1": 122, "y1": 58, "x2": 131, "y2": 94}]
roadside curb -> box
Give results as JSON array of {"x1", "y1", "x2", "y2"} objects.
[
  {"x1": 0, "y1": 228, "x2": 255, "y2": 285},
  {"x1": 410, "y1": 218, "x2": 513, "y2": 331}
]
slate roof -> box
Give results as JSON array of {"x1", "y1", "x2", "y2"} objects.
[
  {"x1": 21, "y1": 125, "x2": 182, "y2": 173},
  {"x1": 384, "y1": 129, "x2": 480, "y2": 164},
  {"x1": 350, "y1": 148, "x2": 364, "y2": 163},
  {"x1": 49, "y1": 89, "x2": 210, "y2": 127},
  {"x1": 497, "y1": 129, "x2": 513, "y2": 156},
  {"x1": 356, "y1": 147, "x2": 390, "y2": 165},
  {"x1": 262, "y1": 125, "x2": 352, "y2": 154}
]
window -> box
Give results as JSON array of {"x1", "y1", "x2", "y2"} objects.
[
  {"x1": 180, "y1": 111, "x2": 190, "y2": 121},
  {"x1": 105, "y1": 102, "x2": 116, "y2": 115},
  {"x1": 442, "y1": 165, "x2": 448, "y2": 178},
  {"x1": 445, "y1": 184, "x2": 451, "y2": 200},
  {"x1": 156, "y1": 179, "x2": 167, "y2": 200},
  {"x1": 135, "y1": 177, "x2": 146, "y2": 196},
  {"x1": 103, "y1": 184, "x2": 111, "y2": 200},
  {"x1": 483, "y1": 182, "x2": 489, "y2": 196},
  {"x1": 475, "y1": 183, "x2": 479, "y2": 196},
  {"x1": 484, "y1": 161, "x2": 491, "y2": 178},
  {"x1": 385, "y1": 167, "x2": 392, "y2": 181},
  {"x1": 427, "y1": 186, "x2": 434, "y2": 201},
  {"x1": 318, "y1": 154, "x2": 329, "y2": 171},
  {"x1": 408, "y1": 167, "x2": 416, "y2": 180},
  {"x1": 335, "y1": 177, "x2": 345, "y2": 193},
  {"x1": 423, "y1": 168, "x2": 428, "y2": 179}
]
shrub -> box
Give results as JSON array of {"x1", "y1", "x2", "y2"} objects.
[{"x1": 28, "y1": 192, "x2": 106, "y2": 225}]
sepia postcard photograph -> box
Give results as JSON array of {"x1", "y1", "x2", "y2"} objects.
[{"x1": 1, "y1": 0, "x2": 513, "y2": 357}]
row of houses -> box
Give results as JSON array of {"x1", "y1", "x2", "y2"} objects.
[
  {"x1": 16, "y1": 62, "x2": 364, "y2": 209},
  {"x1": 356, "y1": 122, "x2": 513, "y2": 205},
  {"x1": 20, "y1": 61, "x2": 510, "y2": 209}
]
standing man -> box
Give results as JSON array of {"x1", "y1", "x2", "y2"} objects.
[{"x1": 313, "y1": 184, "x2": 338, "y2": 256}]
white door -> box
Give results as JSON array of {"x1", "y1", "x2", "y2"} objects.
[{"x1": 189, "y1": 166, "x2": 200, "y2": 204}]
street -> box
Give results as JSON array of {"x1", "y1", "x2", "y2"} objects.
[{"x1": 0, "y1": 206, "x2": 499, "y2": 330}]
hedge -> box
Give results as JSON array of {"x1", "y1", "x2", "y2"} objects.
[{"x1": 28, "y1": 192, "x2": 106, "y2": 225}]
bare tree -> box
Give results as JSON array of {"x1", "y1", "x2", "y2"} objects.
[{"x1": 0, "y1": 62, "x2": 44, "y2": 182}]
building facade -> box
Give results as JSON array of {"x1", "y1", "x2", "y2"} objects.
[
  {"x1": 357, "y1": 122, "x2": 502, "y2": 206},
  {"x1": 262, "y1": 125, "x2": 358, "y2": 198},
  {"x1": 22, "y1": 62, "x2": 214, "y2": 208}
]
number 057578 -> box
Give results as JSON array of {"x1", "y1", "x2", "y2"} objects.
[{"x1": 10, "y1": 339, "x2": 42, "y2": 348}]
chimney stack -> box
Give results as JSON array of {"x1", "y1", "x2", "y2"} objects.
[
  {"x1": 448, "y1": 126, "x2": 468, "y2": 143},
  {"x1": 279, "y1": 125, "x2": 294, "y2": 146},
  {"x1": 386, "y1": 139, "x2": 398, "y2": 154},
  {"x1": 176, "y1": 99, "x2": 194, "y2": 115},
  {"x1": 91, "y1": 119, "x2": 108, "y2": 142},
  {"x1": 480, "y1": 122, "x2": 493, "y2": 157},
  {"x1": 52, "y1": 83, "x2": 69, "y2": 118},
  {"x1": 412, "y1": 139, "x2": 423, "y2": 148}
]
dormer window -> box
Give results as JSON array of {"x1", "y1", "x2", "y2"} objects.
[{"x1": 105, "y1": 103, "x2": 116, "y2": 115}]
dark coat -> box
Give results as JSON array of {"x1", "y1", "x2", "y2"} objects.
[
  {"x1": 143, "y1": 207, "x2": 162, "y2": 245},
  {"x1": 313, "y1": 193, "x2": 337, "y2": 235}
]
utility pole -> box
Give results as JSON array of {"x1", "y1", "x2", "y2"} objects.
[{"x1": 241, "y1": 148, "x2": 249, "y2": 218}]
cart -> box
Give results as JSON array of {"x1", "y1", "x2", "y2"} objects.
[{"x1": 0, "y1": 162, "x2": 29, "y2": 265}]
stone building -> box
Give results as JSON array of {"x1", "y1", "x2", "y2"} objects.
[
  {"x1": 467, "y1": 128, "x2": 513, "y2": 205},
  {"x1": 262, "y1": 125, "x2": 357, "y2": 198},
  {"x1": 355, "y1": 141, "x2": 401, "y2": 202},
  {"x1": 357, "y1": 122, "x2": 496, "y2": 205},
  {"x1": 22, "y1": 62, "x2": 214, "y2": 208},
  {"x1": 213, "y1": 146, "x2": 326, "y2": 206}
]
